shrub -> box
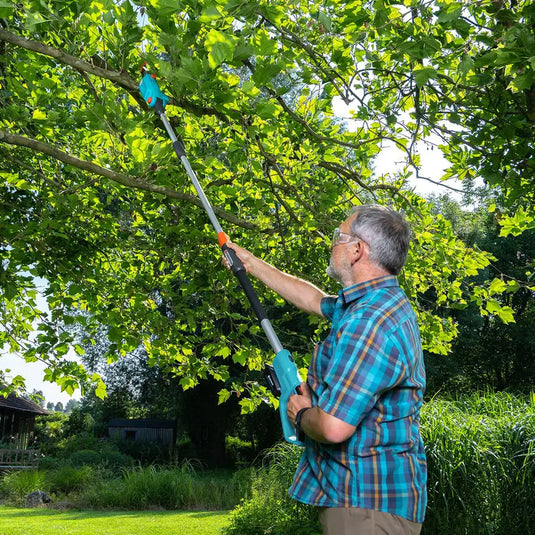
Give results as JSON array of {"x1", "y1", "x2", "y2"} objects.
[
  {"x1": 226, "y1": 436, "x2": 255, "y2": 467},
  {"x1": 45, "y1": 465, "x2": 96, "y2": 495},
  {"x1": 99, "y1": 448, "x2": 134, "y2": 469},
  {"x1": 57, "y1": 433, "x2": 100, "y2": 456},
  {"x1": 70, "y1": 449, "x2": 102, "y2": 467},
  {"x1": 0, "y1": 470, "x2": 47, "y2": 504},
  {"x1": 82, "y1": 464, "x2": 254, "y2": 511},
  {"x1": 38, "y1": 456, "x2": 62, "y2": 470},
  {"x1": 421, "y1": 391, "x2": 535, "y2": 535},
  {"x1": 33, "y1": 412, "x2": 69, "y2": 456},
  {"x1": 224, "y1": 443, "x2": 320, "y2": 535},
  {"x1": 113, "y1": 437, "x2": 175, "y2": 465}
]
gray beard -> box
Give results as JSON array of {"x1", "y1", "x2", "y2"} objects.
[{"x1": 326, "y1": 258, "x2": 344, "y2": 285}]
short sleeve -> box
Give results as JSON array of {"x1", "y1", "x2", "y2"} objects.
[{"x1": 320, "y1": 296, "x2": 337, "y2": 321}]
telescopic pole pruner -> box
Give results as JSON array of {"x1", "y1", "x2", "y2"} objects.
[{"x1": 139, "y1": 65, "x2": 304, "y2": 446}]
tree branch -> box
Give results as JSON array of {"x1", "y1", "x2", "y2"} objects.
[
  {"x1": 260, "y1": 16, "x2": 355, "y2": 105},
  {"x1": 0, "y1": 29, "x2": 228, "y2": 121},
  {"x1": 0, "y1": 129, "x2": 259, "y2": 231},
  {"x1": 0, "y1": 28, "x2": 138, "y2": 90}
]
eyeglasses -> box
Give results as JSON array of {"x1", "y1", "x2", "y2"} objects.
[
  {"x1": 332, "y1": 227, "x2": 368, "y2": 248},
  {"x1": 332, "y1": 227, "x2": 358, "y2": 247}
]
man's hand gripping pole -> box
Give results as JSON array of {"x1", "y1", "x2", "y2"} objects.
[{"x1": 139, "y1": 66, "x2": 305, "y2": 446}]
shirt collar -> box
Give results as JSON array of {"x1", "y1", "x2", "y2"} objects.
[{"x1": 339, "y1": 275, "x2": 399, "y2": 304}]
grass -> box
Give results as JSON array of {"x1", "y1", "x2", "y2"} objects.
[
  {"x1": 0, "y1": 506, "x2": 230, "y2": 535},
  {"x1": 420, "y1": 391, "x2": 535, "y2": 535}
]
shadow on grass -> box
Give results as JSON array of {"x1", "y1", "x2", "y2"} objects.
[{"x1": 0, "y1": 507, "x2": 230, "y2": 521}]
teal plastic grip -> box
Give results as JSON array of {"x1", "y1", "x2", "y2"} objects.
[
  {"x1": 139, "y1": 72, "x2": 170, "y2": 109},
  {"x1": 272, "y1": 349, "x2": 305, "y2": 446}
]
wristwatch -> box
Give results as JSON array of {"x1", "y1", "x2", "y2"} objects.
[{"x1": 295, "y1": 407, "x2": 311, "y2": 441}]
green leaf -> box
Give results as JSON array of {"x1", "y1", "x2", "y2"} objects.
[
  {"x1": 4, "y1": 282, "x2": 18, "y2": 301},
  {"x1": 256, "y1": 100, "x2": 278, "y2": 119},
  {"x1": 199, "y1": 3, "x2": 223, "y2": 22},
  {"x1": 239, "y1": 397, "x2": 260, "y2": 414},
  {"x1": 24, "y1": 12, "x2": 50, "y2": 30},
  {"x1": 108, "y1": 326, "x2": 123, "y2": 343},
  {"x1": 508, "y1": 70, "x2": 534, "y2": 92},
  {"x1": 486, "y1": 299, "x2": 515, "y2": 323},
  {"x1": 240, "y1": 80, "x2": 260, "y2": 97},
  {"x1": 318, "y1": 12, "x2": 332, "y2": 32},
  {"x1": 180, "y1": 377, "x2": 197, "y2": 390},
  {"x1": 204, "y1": 29, "x2": 237, "y2": 68},
  {"x1": 218, "y1": 388, "x2": 231, "y2": 405},
  {"x1": 437, "y1": 4, "x2": 462, "y2": 24},
  {"x1": 488, "y1": 278, "x2": 507, "y2": 295},
  {"x1": 252, "y1": 60, "x2": 282, "y2": 85},
  {"x1": 156, "y1": 0, "x2": 180, "y2": 17},
  {"x1": 32, "y1": 109, "x2": 47, "y2": 121},
  {"x1": 254, "y1": 29, "x2": 278, "y2": 55},
  {"x1": 497, "y1": 306, "x2": 515, "y2": 324},
  {"x1": 458, "y1": 55, "x2": 474, "y2": 77},
  {"x1": 495, "y1": 50, "x2": 521, "y2": 67},
  {"x1": 413, "y1": 67, "x2": 436, "y2": 87},
  {"x1": 0, "y1": 0, "x2": 13, "y2": 17},
  {"x1": 215, "y1": 346, "x2": 231, "y2": 358},
  {"x1": 499, "y1": 208, "x2": 535, "y2": 237},
  {"x1": 474, "y1": 51, "x2": 497, "y2": 68},
  {"x1": 94, "y1": 377, "x2": 107, "y2": 399},
  {"x1": 232, "y1": 350, "x2": 247, "y2": 366}
]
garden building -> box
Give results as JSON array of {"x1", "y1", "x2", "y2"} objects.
[
  {"x1": 108, "y1": 418, "x2": 177, "y2": 446},
  {"x1": 0, "y1": 391, "x2": 49, "y2": 469},
  {"x1": 0, "y1": 391, "x2": 48, "y2": 449}
]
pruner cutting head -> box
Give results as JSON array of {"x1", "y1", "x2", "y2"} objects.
[{"x1": 139, "y1": 63, "x2": 170, "y2": 111}]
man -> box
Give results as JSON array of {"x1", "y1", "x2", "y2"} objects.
[{"x1": 226, "y1": 204, "x2": 427, "y2": 534}]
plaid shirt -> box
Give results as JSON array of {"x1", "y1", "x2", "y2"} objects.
[{"x1": 289, "y1": 276, "x2": 427, "y2": 523}]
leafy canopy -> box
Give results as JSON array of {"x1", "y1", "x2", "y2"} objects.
[{"x1": 1, "y1": 0, "x2": 533, "y2": 403}]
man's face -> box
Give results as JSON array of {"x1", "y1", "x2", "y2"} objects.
[{"x1": 326, "y1": 216, "x2": 357, "y2": 286}]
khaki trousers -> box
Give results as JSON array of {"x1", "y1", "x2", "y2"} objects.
[{"x1": 318, "y1": 507, "x2": 422, "y2": 535}]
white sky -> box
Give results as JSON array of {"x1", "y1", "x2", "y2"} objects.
[{"x1": 2, "y1": 282, "x2": 81, "y2": 405}]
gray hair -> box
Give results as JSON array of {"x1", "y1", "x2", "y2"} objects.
[{"x1": 349, "y1": 205, "x2": 411, "y2": 275}]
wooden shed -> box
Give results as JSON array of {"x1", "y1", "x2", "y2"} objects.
[
  {"x1": 108, "y1": 418, "x2": 177, "y2": 446},
  {"x1": 0, "y1": 392, "x2": 49, "y2": 450}
]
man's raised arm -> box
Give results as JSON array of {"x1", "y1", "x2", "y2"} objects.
[{"x1": 225, "y1": 242, "x2": 328, "y2": 317}]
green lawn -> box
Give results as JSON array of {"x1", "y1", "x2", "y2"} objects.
[{"x1": 0, "y1": 506, "x2": 231, "y2": 535}]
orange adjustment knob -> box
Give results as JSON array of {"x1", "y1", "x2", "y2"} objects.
[
  {"x1": 147, "y1": 97, "x2": 153, "y2": 104},
  {"x1": 217, "y1": 232, "x2": 228, "y2": 247},
  {"x1": 151, "y1": 74, "x2": 156, "y2": 79}
]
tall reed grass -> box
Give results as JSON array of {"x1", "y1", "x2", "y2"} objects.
[
  {"x1": 224, "y1": 391, "x2": 535, "y2": 535},
  {"x1": 82, "y1": 465, "x2": 253, "y2": 511},
  {"x1": 422, "y1": 391, "x2": 535, "y2": 534}
]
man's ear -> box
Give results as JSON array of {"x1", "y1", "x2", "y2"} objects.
[{"x1": 349, "y1": 239, "x2": 366, "y2": 266}]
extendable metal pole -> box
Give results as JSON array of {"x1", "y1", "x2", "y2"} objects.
[{"x1": 139, "y1": 66, "x2": 303, "y2": 445}]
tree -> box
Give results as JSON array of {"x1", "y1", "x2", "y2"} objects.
[
  {"x1": 30, "y1": 388, "x2": 45, "y2": 407},
  {"x1": 64, "y1": 398, "x2": 80, "y2": 413},
  {"x1": 424, "y1": 193, "x2": 535, "y2": 393},
  {"x1": 1, "y1": 1, "x2": 531, "y2": 406}
]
